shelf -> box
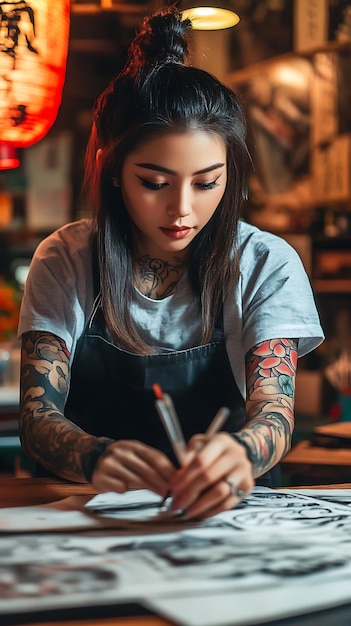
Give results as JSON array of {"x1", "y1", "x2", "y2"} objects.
[
  {"x1": 312, "y1": 279, "x2": 351, "y2": 293},
  {"x1": 70, "y1": 1, "x2": 149, "y2": 15},
  {"x1": 227, "y1": 39, "x2": 351, "y2": 85}
]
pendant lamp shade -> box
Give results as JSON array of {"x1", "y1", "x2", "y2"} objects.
[
  {"x1": 0, "y1": 1, "x2": 70, "y2": 150},
  {"x1": 0, "y1": 142, "x2": 20, "y2": 170},
  {"x1": 181, "y1": 1, "x2": 240, "y2": 30}
]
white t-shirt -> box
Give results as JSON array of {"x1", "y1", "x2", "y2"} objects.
[{"x1": 18, "y1": 219, "x2": 324, "y2": 398}]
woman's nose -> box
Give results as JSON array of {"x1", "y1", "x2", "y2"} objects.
[{"x1": 167, "y1": 186, "x2": 191, "y2": 217}]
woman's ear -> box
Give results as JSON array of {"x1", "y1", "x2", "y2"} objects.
[
  {"x1": 96, "y1": 148, "x2": 120, "y2": 186},
  {"x1": 96, "y1": 148, "x2": 103, "y2": 164}
]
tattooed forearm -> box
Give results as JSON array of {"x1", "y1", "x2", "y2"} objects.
[
  {"x1": 236, "y1": 338, "x2": 298, "y2": 478},
  {"x1": 19, "y1": 331, "x2": 102, "y2": 482},
  {"x1": 21, "y1": 331, "x2": 70, "y2": 404},
  {"x1": 235, "y1": 413, "x2": 292, "y2": 477}
]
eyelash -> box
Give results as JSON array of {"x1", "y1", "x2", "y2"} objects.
[
  {"x1": 140, "y1": 179, "x2": 166, "y2": 191},
  {"x1": 196, "y1": 181, "x2": 219, "y2": 191},
  {"x1": 138, "y1": 178, "x2": 220, "y2": 191}
]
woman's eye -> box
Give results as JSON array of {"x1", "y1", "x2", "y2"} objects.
[
  {"x1": 196, "y1": 180, "x2": 220, "y2": 191},
  {"x1": 137, "y1": 177, "x2": 167, "y2": 191}
]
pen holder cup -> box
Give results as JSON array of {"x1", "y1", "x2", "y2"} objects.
[{"x1": 340, "y1": 393, "x2": 351, "y2": 422}]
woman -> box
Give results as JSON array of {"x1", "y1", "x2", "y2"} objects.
[{"x1": 18, "y1": 8, "x2": 323, "y2": 520}]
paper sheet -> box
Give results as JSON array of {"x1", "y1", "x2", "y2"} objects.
[{"x1": 2, "y1": 488, "x2": 351, "y2": 625}]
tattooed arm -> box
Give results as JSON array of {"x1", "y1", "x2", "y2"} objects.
[
  {"x1": 236, "y1": 337, "x2": 297, "y2": 478},
  {"x1": 19, "y1": 331, "x2": 107, "y2": 482},
  {"x1": 19, "y1": 331, "x2": 175, "y2": 491},
  {"x1": 169, "y1": 338, "x2": 297, "y2": 520}
]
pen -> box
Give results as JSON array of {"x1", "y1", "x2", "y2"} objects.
[
  {"x1": 152, "y1": 383, "x2": 187, "y2": 466},
  {"x1": 205, "y1": 406, "x2": 230, "y2": 437},
  {"x1": 152, "y1": 384, "x2": 230, "y2": 508}
]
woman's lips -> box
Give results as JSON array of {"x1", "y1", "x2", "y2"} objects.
[{"x1": 160, "y1": 227, "x2": 192, "y2": 239}]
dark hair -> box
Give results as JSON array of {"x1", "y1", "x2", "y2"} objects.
[{"x1": 84, "y1": 7, "x2": 250, "y2": 355}]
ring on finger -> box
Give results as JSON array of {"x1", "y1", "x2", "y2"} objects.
[{"x1": 225, "y1": 477, "x2": 245, "y2": 499}]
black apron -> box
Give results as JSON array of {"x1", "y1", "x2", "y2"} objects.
[{"x1": 65, "y1": 263, "x2": 276, "y2": 487}]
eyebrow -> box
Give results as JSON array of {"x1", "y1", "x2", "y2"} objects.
[{"x1": 135, "y1": 163, "x2": 225, "y2": 176}]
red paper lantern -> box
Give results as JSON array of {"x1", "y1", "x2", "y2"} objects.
[
  {"x1": 0, "y1": 142, "x2": 20, "y2": 169},
  {"x1": 0, "y1": 0, "x2": 70, "y2": 149}
]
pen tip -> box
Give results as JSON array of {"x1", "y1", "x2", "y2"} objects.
[{"x1": 152, "y1": 383, "x2": 163, "y2": 400}]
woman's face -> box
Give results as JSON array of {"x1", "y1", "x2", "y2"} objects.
[{"x1": 121, "y1": 130, "x2": 227, "y2": 259}]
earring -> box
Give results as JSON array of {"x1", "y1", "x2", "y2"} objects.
[{"x1": 112, "y1": 177, "x2": 120, "y2": 187}]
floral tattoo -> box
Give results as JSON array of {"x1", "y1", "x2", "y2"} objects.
[{"x1": 237, "y1": 338, "x2": 298, "y2": 477}]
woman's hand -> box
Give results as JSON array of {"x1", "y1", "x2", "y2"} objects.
[
  {"x1": 169, "y1": 432, "x2": 254, "y2": 520},
  {"x1": 91, "y1": 439, "x2": 176, "y2": 497}
]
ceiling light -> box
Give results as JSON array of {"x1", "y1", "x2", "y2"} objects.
[{"x1": 181, "y1": 2, "x2": 240, "y2": 30}]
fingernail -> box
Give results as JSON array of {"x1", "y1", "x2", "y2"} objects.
[
  {"x1": 171, "y1": 498, "x2": 185, "y2": 511},
  {"x1": 171, "y1": 507, "x2": 186, "y2": 518},
  {"x1": 194, "y1": 441, "x2": 203, "y2": 452}
]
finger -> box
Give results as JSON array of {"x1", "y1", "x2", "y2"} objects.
[
  {"x1": 171, "y1": 444, "x2": 236, "y2": 506},
  {"x1": 183, "y1": 472, "x2": 253, "y2": 520},
  {"x1": 183, "y1": 479, "x2": 242, "y2": 520},
  {"x1": 172, "y1": 433, "x2": 251, "y2": 497},
  {"x1": 186, "y1": 494, "x2": 239, "y2": 521},
  {"x1": 224, "y1": 476, "x2": 247, "y2": 500},
  {"x1": 105, "y1": 452, "x2": 169, "y2": 494},
  {"x1": 135, "y1": 443, "x2": 176, "y2": 482},
  {"x1": 116, "y1": 441, "x2": 175, "y2": 483},
  {"x1": 92, "y1": 471, "x2": 128, "y2": 494},
  {"x1": 186, "y1": 434, "x2": 208, "y2": 453},
  {"x1": 172, "y1": 466, "x2": 246, "y2": 513},
  {"x1": 172, "y1": 452, "x2": 254, "y2": 512},
  {"x1": 96, "y1": 441, "x2": 175, "y2": 494},
  {"x1": 174, "y1": 433, "x2": 235, "y2": 486},
  {"x1": 93, "y1": 452, "x2": 149, "y2": 493}
]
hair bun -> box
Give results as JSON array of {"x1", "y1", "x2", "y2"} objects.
[{"x1": 126, "y1": 8, "x2": 192, "y2": 74}]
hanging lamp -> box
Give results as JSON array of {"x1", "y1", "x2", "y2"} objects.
[
  {"x1": 0, "y1": 142, "x2": 20, "y2": 170},
  {"x1": 180, "y1": 1, "x2": 240, "y2": 30},
  {"x1": 0, "y1": 1, "x2": 70, "y2": 169}
]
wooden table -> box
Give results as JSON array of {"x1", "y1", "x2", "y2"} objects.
[
  {"x1": 281, "y1": 440, "x2": 351, "y2": 485},
  {"x1": 1, "y1": 605, "x2": 169, "y2": 626},
  {"x1": 0, "y1": 476, "x2": 98, "y2": 507},
  {"x1": 2, "y1": 475, "x2": 350, "y2": 508}
]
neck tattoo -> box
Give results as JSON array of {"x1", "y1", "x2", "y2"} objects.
[{"x1": 135, "y1": 255, "x2": 186, "y2": 299}]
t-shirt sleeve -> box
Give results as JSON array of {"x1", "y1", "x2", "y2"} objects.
[
  {"x1": 240, "y1": 229, "x2": 324, "y2": 358},
  {"x1": 17, "y1": 222, "x2": 93, "y2": 355}
]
